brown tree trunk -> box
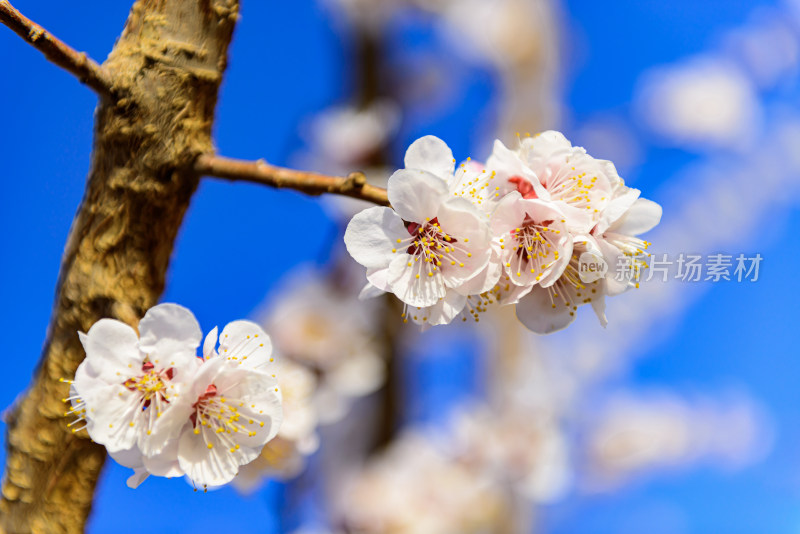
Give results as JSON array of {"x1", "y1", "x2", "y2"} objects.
[{"x1": 0, "y1": 1, "x2": 239, "y2": 532}]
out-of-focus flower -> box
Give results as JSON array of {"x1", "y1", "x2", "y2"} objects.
[
  {"x1": 450, "y1": 405, "x2": 572, "y2": 503},
  {"x1": 337, "y1": 433, "x2": 515, "y2": 534},
  {"x1": 262, "y1": 271, "x2": 385, "y2": 424},
  {"x1": 635, "y1": 57, "x2": 761, "y2": 150},
  {"x1": 583, "y1": 392, "x2": 771, "y2": 489},
  {"x1": 308, "y1": 101, "x2": 400, "y2": 170},
  {"x1": 234, "y1": 359, "x2": 320, "y2": 490},
  {"x1": 725, "y1": 11, "x2": 799, "y2": 89}
]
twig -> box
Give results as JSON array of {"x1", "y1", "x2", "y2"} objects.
[
  {"x1": 0, "y1": 0, "x2": 115, "y2": 98},
  {"x1": 194, "y1": 154, "x2": 390, "y2": 207}
]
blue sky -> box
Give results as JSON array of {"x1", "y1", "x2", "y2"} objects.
[{"x1": 2, "y1": 0, "x2": 800, "y2": 532}]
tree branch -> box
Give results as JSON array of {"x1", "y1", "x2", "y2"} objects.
[
  {"x1": 0, "y1": 0, "x2": 115, "y2": 98},
  {"x1": 1, "y1": 1, "x2": 240, "y2": 532},
  {"x1": 195, "y1": 154, "x2": 390, "y2": 207}
]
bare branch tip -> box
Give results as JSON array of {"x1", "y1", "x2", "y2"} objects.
[{"x1": 0, "y1": 0, "x2": 115, "y2": 98}]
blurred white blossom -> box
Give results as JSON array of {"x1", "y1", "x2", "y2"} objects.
[
  {"x1": 583, "y1": 392, "x2": 771, "y2": 489},
  {"x1": 449, "y1": 404, "x2": 571, "y2": 503},
  {"x1": 337, "y1": 433, "x2": 515, "y2": 534},
  {"x1": 261, "y1": 271, "x2": 385, "y2": 424},
  {"x1": 636, "y1": 57, "x2": 761, "y2": 150}
]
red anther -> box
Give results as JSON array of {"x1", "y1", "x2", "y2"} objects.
[{"x1": 142, "y1": 361, "x2": 155, "y2": 372}]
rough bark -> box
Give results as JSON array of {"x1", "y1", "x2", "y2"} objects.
[{"x1": 0, "y1": 1, "x2": 239, "y2": 532}]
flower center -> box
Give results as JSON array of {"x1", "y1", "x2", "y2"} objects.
[
  {"x1": 506, "y1": 215, "x2": 561, "y2": 279},
  {"x1": 546, "y1": 165, "x2": 602, "y2": 213},
  {"x1": 392, "y1": 217, "x2": 471, "y2": 279},
  {"x1": 191, "y1": 387, "x2": 262, "y2": 453},
  {"x1": 124, "y1": 361, "x2": 174, "y2": 409}
]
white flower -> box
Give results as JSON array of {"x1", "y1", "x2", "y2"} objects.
[
  {"x1": 70, "y1": 304, "x2": 202, "y2": 486},
  {"x1": 514, "y1": 236, "x2": 608, "y2": 334},
  {"x1": 447, "y1": 158, "x2": 502, "y2": 215},
  {"x1": 345, "y1": 135, "x2": 494, "y2": 308},
  {"x1": 490, "y1": 191, "x2": 571, "y2": 289},
  {"x1": 592, "y1": 185, "x2": 662, "y2": 295},
  {"x1": 177, "y1": 321, "x2": 283, "y2": 489},
  {"x1": 233, "y1": 359, "x2": 320, "y2": 490},
  {"x1": 487, "y1": 131, "x2": 615, "y2": 232}
]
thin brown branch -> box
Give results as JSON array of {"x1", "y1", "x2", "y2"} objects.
[
  {"x1": 0, "y1": 0, "x2": 115, "y2": 98},
  {"x1": 195, "y1": 154, "x2": 391, "y2": 207}
]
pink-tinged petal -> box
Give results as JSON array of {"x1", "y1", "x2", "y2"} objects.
[
  {"x1": 387, "y1": 254, "x2": 446, "y2": 307},
  {"x1": 126, "y1": 468, "x2": 150, "y2": 489},
  {"x1": 489, "y1": 191, "x2": 526, "y2": 234},
  {"x1": 610, "y1": 198, "x2": 662, "y2": 236},
  {"x1": 487, "y1": 139, "x2": 528, "y2": 178},
  {"x1": 487, "y1": 140, "x2": 549, "y2": 199},
  {"x1": 344, "y1": 206, "x2": 407, "y2": 270},
  {"x1": 138, "y1": 303, "x2": 202, "y2": 367},
  {"x1": 552, "y1": 201, "x2": 594, "y2": 234},
  {"x1": 522, "y1": 130, "x2": 573, "y2": 159},
  {"x1": 203, "y1": 326, "x2": 219, "y2": 360},
  {"x1": 358, "y1": 281, "x2": 385, "y2": 300},
  {"x1": 387, "y1": 168, "x2": 448, "y2": 223},
  {"x1": 596, "y1": 238, "x2": 629, "y2": 296},
  {"x1": 591, "y1": 289, "x2": 608, "y2": 328},
  {"x1": 403, "y1": 135, "x2": 455, "y2": 180},
  {"x1": 79, "y1": 319, "x2": 141, "y2": 382},
  {"x1": 218, "y1": 320, "x2": 273, "y2": 370},
  {"x1": 599, "y1": 158, "x2": 623, "y2": 188},
  {"x1": 596, "y1": 187, "x2": 640, "y2": 234},
  {"x1": 515, "y1": 286, "x2": 576, "y2": 335},
  {"x1": 494, "y1": 197, "x2": 571, "y2": 289}
]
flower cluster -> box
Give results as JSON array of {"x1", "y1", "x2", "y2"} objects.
[
  {"x1": 344, "y1": 132, "x2": 662, "y2": 333},
  {"x1": 64, "y1": 303, "x2": 283, "y2": 490}
]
